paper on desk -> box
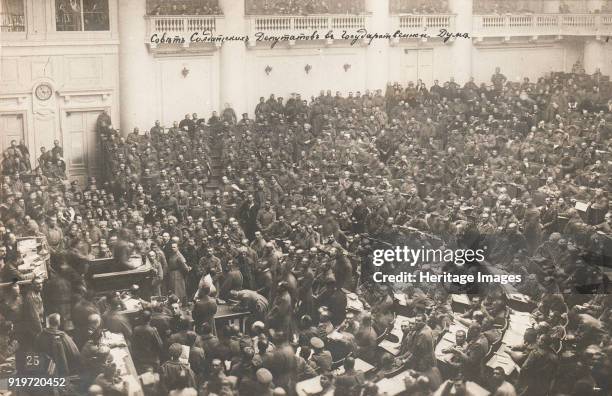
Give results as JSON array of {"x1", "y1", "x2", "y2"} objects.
[
  {"x1": 575, "y1": 201, "x2": 589, "y2": 212},
  {"x1": 17, "y1": 239, "x2": 38, "y2": 253}
]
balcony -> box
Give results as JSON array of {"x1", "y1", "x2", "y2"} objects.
[
  {"x1": 472, "y1": 13, "x2": 612, "y2": 39},
  {"x1": 145, "y1": 15, "x2": 224, "y2": 48},
  {"x1": 246, "y1": 14, "x2": 370, "y2": 46},
  {"x1": 1, "y1": 12, "x2": 25, "y2": 32},
  {"x1": 391, "y1": 14, "x2": 455, "y2": 37}
]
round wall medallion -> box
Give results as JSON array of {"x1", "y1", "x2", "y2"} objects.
[{"x1": 35, "y1": 83, "x2": 53, "y2": 101}]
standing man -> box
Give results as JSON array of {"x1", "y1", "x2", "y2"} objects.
[
  {"x1": 34, "y1": 313, "x2": 80, "y2": 376},
  {"x1": 19, "y1": 276, "x2": 45, "y2": 348},
  {"x1": 491, "y1": 66, "x2": 507, "y2": 93},
  {"x1": 166, "y1": 242, "x2": 190, "y2": 303},
  {"x1": 132, "y1": 310, "x2": 164, "y2": 373}
]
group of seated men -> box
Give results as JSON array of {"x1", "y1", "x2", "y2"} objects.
[
  {"x1": 389, "y1": 0, "x2": 450, "y2": 14},
  {"x1": 148, "y1": 0, "x2": 222, "y2": 16},
  {"x1": 0, "y1": 65, "x2": 611, "y2": 395},
  {"x1": 472, "y1": 0, "x2": 612, "y2": 14},
  {"x1": 245, "y1": 0, "x2": 366, "y2": 15}
]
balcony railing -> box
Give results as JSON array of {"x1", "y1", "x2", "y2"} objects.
[
  {"x1": 246, "y1": 14, "x2": 370, "y2": 43},
  {"x1": 146, "y1": 15, "x2": 222, "y2": 40},
  {"x1": 473, "y1": 13, "x2": 612, "y2": 37},
  {"x1": 1, "y1": 12, "x2": 25, "y2": 32},
  {"x1": 391, "y1": 14, "x2": 455, "y2": 34}
]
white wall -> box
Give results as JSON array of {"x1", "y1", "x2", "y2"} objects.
[
  {"x1": 0, "y1": 44, "x2": 119, "y2": 169},
  {"x1": 153, "y1": 55, "x2": 220, "y2": 126},
  {"x1": 472, "y1": 42, "x2": 580, "y2": 83},
  {"x1": 245, "y1": 45, "x2": 368, "y2": 109}
]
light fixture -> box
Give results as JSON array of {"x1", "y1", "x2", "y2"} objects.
[
  {"x1": 181, "y1": 66, "x2": 190, "y2": 78},
  {"x1": 305, "y1": 64, "x2": 312, "y2": 74},
  {"x1": 343, "y1": 63, "x2": 351, "y2": 72},
  {"x1": 265, "y1": 65, "x2": 273, "y2": 75}
]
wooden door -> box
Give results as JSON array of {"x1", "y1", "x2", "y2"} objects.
[
  {"x1": 0, "y1": 113, "x2": 25, "y2": 153},
  {"x1": 63, "y1": 109, "x2": 102, "y2": 182}
]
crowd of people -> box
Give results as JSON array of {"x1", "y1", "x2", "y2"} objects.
[
  {"x1": 136, "y1": 0, "x2": 612, "y2": 17},
  {"x1": 472, "y1": 0, "x2": 537, "y2": 14},
  {"x1": 389, "y1": 0, "x2": 450, "y2": 14},
  {"x1": 245, "y1": 0, "x2": 366, "y2": 15},
  {"x1": 55, "y1": 0, "x2": 110, "y2": 31},
  {"x1": 0, "y1": 64, "x2": 612, "y2": 396},
  {"x1": 472, "y1": 0, "x2": 612, "y2": 14},
  {"x1": 144, "y1": 0, "x2": 612, "y2": 17},
  {"x1": 147, "y1": 0, "x2": 222, "y2": 16}
]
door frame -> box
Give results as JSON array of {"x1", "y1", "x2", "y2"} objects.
[
  {"x1": 59, "y1": 106, "x2": 110, "y2": 179},
  {"x1": 400, "y1": 48, "x2": 434, "y2": 87},
  {"x1": 0, "y1": 110, "x2": 29, "y2": 165}
]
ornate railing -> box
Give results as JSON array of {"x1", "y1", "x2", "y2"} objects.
[
  {"x1": 473, "y1": 13, "x2": 612, "y2": 37},
  {"x1": 246, "y1": 14, "x2": 370, "y2": 40},
  {"x1": 146, "y1": 15, "x2": 222, "y2": 38},
  {"x1": 391, "y1": 14, "x2": 455, "y2": 33},
  {"x1": 0, "y1": 12, "x2": 25, "y2": 32}
]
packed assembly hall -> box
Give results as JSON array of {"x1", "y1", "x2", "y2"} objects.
[{"x1": 1, "y1": 0, "x2": 612, "y2": 395}]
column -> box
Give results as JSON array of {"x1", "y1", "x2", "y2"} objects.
[
  {"x1": 584, "y1": 39, "x2": 604, "y2": 74},
  {"x1": 219, "y1": 0, "x2": 248, "y2": 116},
  {"x1": 118, "y1": 0, "x2": 155, "y2": 135},
  {"x1": 449, "y1": 0, "x2": 473, "y2": 85},
  {"x1": 365, "y1": 0, "x2": 391, "y2": 91}
]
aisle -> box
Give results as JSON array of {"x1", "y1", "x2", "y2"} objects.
[{"x1": 204, "y1": 138, "x2": 224, "y2": 198}]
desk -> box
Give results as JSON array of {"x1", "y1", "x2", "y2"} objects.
[
  {"x1": 1, "y1": 237, "x2": 49, "y2": 287},
  {"x1": 378, "y1": 315, "x2": 413, "y2": 356},
  {"x1": 450, "y1": 294, "x2": 472, "y2": 314},
  {"x1": 486, "y1": 310, "x2": 535, "y2": 375},
  {"x1": 486, "y1": 347, "x2": 518, "y2": 376},
  {"x1": 90, "y1": 256, "x2": 153, "y2": 292},
  {"x1": 295, "y1": 376, "x2": 334, "y2": 396},
  {"x1": 101, "y1": 331, "x2": 144, "y2": 396},
  {"x1": 333, "y1": 358, "x2": 374, "y2": 375},
  {"x1": 393, "y1": 292, "x2": 413, "y2": 317},
  {"x1": 484, "y1": 267, "x2": 532, "y2": 311},
  {"x1": 214, "y1": 304, "x2": 250, "y2": 333},
  {"x1": 375, "y1": 370, "x2": 414, "y2": 396},
  {"x1": 117, "y1": 295, "x2": 145, "y2": 324},
  {"x1": 345, "y1": 292, "x2": 365, "y2": 313},
  {"x1": 118, "y1": 296, "x2": 144, "y2": 314}
]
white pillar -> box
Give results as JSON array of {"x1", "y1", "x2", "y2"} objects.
[
  {"x1": 118, "y1": 0, "x2": 154, "y2": 135},
  {"x1": 584, "y1": 39, "x2": 603, "y2": 74},
  {"x1": 449, "y1": 0, "x2": 473, "y2": 85},
  {"x1": 219, "y1": 0, "x2": 248, "y2": 116},
  {"x1": 365, "y1": 0, "x2": 390, "y2": 91}
]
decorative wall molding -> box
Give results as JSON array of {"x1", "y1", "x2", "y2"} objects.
[
  {"x1": 56, "y1": 88, "x2": 114, "y2": 104},
  {"x1": 0, "y1": 95, "x2": 29, "y2": 106}
]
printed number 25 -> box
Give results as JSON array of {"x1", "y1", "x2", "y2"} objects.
[{"x1": 26, "y1": 354, "x2": 40, "y2": 367}]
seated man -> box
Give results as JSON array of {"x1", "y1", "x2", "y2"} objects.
[
  {"x1": 441, "y1": 329, "x2": 467, "y2": 371},
  {"x1": 308, "y1": 337, "x2": 332, "y2": 373}
]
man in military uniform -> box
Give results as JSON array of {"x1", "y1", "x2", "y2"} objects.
[{"x1": 160, "y1": 343, "x2": 196, "y2": 394}]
